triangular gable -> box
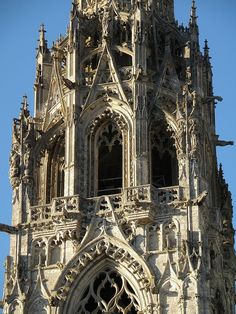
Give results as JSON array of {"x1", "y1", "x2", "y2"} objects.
[
  {"x1": 84, "y1": 43, "x2": 128, "y2": 108},
  {"x1": 42, "y1": 60, "x2": 66, "y2": 131},
  {"x1": 153, "y1": 53, "x2": 181, "y2": 106},
  {"x1": 158, "y1": 252, "x2": 179, "y2": 289},
  {"x1": 160, "y1": 53, "x2": 181, "y2": 92}
]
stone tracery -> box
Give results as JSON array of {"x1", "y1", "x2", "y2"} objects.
[{"x1": 77, "y1": 268, "x2": 140, "y2": 313}]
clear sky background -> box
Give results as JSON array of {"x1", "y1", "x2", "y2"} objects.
[{"x1": 0, "y1": 0, "x2": 235, "y2": 307}]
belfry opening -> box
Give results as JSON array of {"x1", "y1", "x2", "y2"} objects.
[
  {"x1": 151, "y1": 122, "x2": 178, "y2": 188},
  {"x1": 97, "y1": 122, "x2": 122, "y2": 196}
]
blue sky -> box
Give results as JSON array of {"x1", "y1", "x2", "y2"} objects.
[{"x1": 0, "y1": 0, "x2": 235, "y2": 305}]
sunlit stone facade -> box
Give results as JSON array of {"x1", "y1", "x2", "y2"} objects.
[{"x1": 2, "y1": 0, "x2": 235, "y2": 313}]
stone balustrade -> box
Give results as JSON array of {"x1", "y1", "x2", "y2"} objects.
[
  {"x1": 124, "y1": 184, "x2": 181, "y2": 205},
  {"x1": 29, "y1": 186, "x2": 183, "y2": 222},
  {"x1": 156, "y1": 186, "x2": 181, "y2": 204},
  {"x1": 29, "y1": 195, "x2": 80, "y2": 222}
]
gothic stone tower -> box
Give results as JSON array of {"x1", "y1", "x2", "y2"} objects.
[{"x1": 2, "y1": 0, "x2": 235, "y2": 313}]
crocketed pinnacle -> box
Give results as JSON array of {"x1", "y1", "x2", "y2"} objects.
[
  {"x1": 190, "y1": 0, "x2": 197, "y2": 25},
  {"x1": 38, "y1": 24, "x2": 48, "y2": 54},
  {"x1": 20, "y1": 95, "x2": 30, "y2": 119}
]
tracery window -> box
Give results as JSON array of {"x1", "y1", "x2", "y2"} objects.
[
  {"x1": 151, "y1": 123, "x2": 178, "y2": 188},
  {"x1": 77, "y1": 268, "x2": 139, "y2": 313},
  {"x1": 97, "y1": 123, "x2": 122, "y2": 196},
  {"x1": 48, "y1": 238, "x2": 63, "y2": 265},
  {"x1": 32, "y1": 238, "x2": 47, "y2": 267},
  {"x1": 163, "y1": 221, "x2": 178, "y2": 250}
]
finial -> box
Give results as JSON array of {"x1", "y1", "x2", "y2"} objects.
[
  {"x1": 71, "y1": 0, "x2": 79, "y2": 20},
  {"x1": 204, "y1": 39, "x2": 210, "y2": 59},
  {"x1": 191, "y1": 0, "x2": 197, "y2": 19},
  {"x1": 72, "y1": 0, "x2": 79, "y2": 5},
  {"x1": 39, "y1": 24, "x2": 46, "y2": 44},
  {"x1": 21, "y1": 95, "x2": 28, "y2": 110},
  {"x1": 218, "y1": 163, "x2": 225, "y2": 183},
  {"x1": 20, "y1": 95, "x2": 30, "y2": 119}
]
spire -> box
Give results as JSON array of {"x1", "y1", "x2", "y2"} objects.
[{"x1": 38, "y1": 24, "x2": 48, "y2": 55}]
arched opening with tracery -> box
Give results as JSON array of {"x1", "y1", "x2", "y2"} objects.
[
  {"x1": 77, "y1": 267, "x2": 139, "y2": 313},
  {"x1": 83, "y1": 106, "x2": 131, "y2": 198},
  {"x1": 97, "y1": 122, "x2": 123, "y2": 196},
  {"x1": 53, "y1": 237, "x2": 156, "y2": 314},
  {"x1": 150, "y1": 121, "x2": 178, "y2": 188},
  {"x1": 35, "y1": 130, "x2": 65, "y2": 205}
]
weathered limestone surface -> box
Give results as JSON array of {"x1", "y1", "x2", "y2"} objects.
[{"x1": 2, "y1": 0, "x2": 235, "y2": 313}]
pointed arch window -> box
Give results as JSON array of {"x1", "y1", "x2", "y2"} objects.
[
  {"x1": 77, "y1": 268, "x2": 139, "y2": 313},
  {"x1": 97, "y1": 123, "x2": 122, "y2": 196},
  {"x1": 46, "y1": 134, "x2": 65, "y2": 203},
  {"x1": 151, "y1": 123, "x2": 178, "y2": 188}
]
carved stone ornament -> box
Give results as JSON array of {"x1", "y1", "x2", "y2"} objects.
[{"x1": 51, "y1": 237, "x2": 154, "y2": 306}]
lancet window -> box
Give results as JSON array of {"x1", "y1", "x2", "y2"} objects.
[
  {"x1": 77, "y1": 268, "x2": 139, "y2": 313},
  {"x1": 48, "y1": 238, "x2": 63, "y2": 265},
  {"x1": 32, "y1": 238, "x2": 47, "y2": 267},
  {"x1": 163, "y1": 220, "x2": 178, "y2": 250},
  {"x1": 46, "y1": 133, "x2": 65, "y2": 203},
  {"x1": 150, "y1": 122, "x2": 178, "y2": 188},
  {"x1": 97, "y1": 122, "x2": 123, "y2": 196}
]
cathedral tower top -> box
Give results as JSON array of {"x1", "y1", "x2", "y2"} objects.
[
  {"x1": 1, "y1": 1, "x2": 235, "y2": 314},
  {"x1": 76, "y1": 0, "x2": 175, "y2": 19}
]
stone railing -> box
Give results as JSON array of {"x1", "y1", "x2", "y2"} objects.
[
  {"x1": 156, "y1": 186, "x2": 181, "y2": 204},
  {"x1": 29, "y1": 195, "x2": 80, "y2": 222},
  {"x1": 124, "y1": 185, "x2": 182, "y2": 205},
  {"x1": 86, "y1": 194, "x2": 123, "y2": 214},
  {"x1": 124, "y1": 185, "x2": 152, "y2": 203},
  {"x1": 29, "y1": 186, "x2": 183, "y2": 222}
]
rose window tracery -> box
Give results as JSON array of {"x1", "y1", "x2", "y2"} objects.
[{"x1": 77, "y1": 268, "x2": 139, "y2": 313}]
